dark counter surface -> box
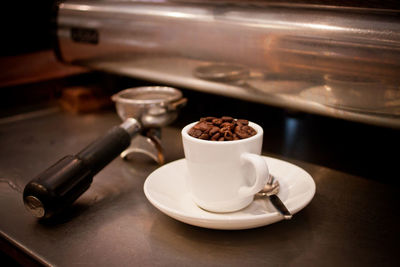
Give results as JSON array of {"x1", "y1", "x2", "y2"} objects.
[{"x1": 0, "y1": 102, "x2": 398, "y2": 266}]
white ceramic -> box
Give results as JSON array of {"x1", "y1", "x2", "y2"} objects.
[
  {"x1": 143, "y1": 157, "x2": 316, "y2": 230},
  {"x1": 181, "y1": 122, "x2": 269, "y2": 213}
]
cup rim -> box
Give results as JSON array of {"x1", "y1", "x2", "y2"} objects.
[{"x1": 182, "y1": 121, "x2": 263, "y2": 144}]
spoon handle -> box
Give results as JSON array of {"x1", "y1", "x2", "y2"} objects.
[{"x1": 269, "y1": 195, "x2": 292, "y2": 220}]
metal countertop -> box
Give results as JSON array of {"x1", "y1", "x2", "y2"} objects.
[{"x1": 0, "y1": 109, "x2": 397, "y2": 266}]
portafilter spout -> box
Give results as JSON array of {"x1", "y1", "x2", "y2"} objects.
[{"x1": 23, "y1": 86, "x2": 186, "y2": 219}]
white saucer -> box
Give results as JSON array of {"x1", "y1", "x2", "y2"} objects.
[{"x1": 143, "y1": 156, "x2": 316, "y2": 230}]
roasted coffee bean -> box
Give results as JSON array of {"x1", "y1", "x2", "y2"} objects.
[
  {"x1": 219, "y1": 126, "x2": 230, "y2": 134},
  {"x1": 237, "y1": 119, "x2": 249, "y2": 126},
  {"x1": 235, "y1": 126, "x2": 250, "y2": 139},
  {"x1": 200, "y1": 117, "x2": 216, "y2": 122},
  {"x1": 221, "y1": 116, "x2": 234, "y2": 122},
  {"x1": 211, "y1": 118, "x2": 223, "y2": 126},
  {"x1": 188, "y1": 128, "x2": 203, "y2": 138},
  {"x1": 188, "y1": 117, "x2": 257, "y2": 141},
  {"x1": 209, "y1": 126, "x2": 220, "y2": 136},
  {"x1": 220, "y1": 122, "x2": 234, "y2": 130},
  {"x1": 194, "y1": 121, "x2": 213, "y2": 132},
  {"x1": 211, "y1": 132, "x2": 220, "y2": 141},
  {"x1": 243, "y1": 125, "x2": 256, "y2": 135},
  {"x1": 224, "y1": 131, "x2": 233, "y2": 140},
  {"x1": 199, "y1": 133, "x2": 209, "y2": 140}
]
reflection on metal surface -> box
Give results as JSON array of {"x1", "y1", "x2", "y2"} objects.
[
  {"x1": 300, "y1": 85, "x2": 400, "y2": 115},
  {"x1": 56, "y1": 0, "x2": 400, "y2": 127},
  {"x1": 121, "y1": 133, "x2": 164, "y2": 165},
  {"x1": 112, "y1": 86, "x2": 184, "y2": 128},
  {"x1": 320, "y1": 74, "x2": 400, "y2": 113},
  {"x1": 193, "y1": 63, "x2": 249, "y2": 83},
  {"x1": 0, "y1": 107, "x2": 60, "y2": 125},
  {"x1": 0, "y1": 178, "x2": 22, "y2": 193},
  {"x1": 246, "y1": 78, "x2": 312, "y2": 95}
]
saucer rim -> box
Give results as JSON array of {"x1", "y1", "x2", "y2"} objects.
[{"x1": 143, "y1": 156, "x2": 316, "y2": 229}]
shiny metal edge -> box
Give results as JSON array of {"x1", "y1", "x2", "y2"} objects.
[{"x1": 0, "y1": 230, "x2": 54, "y2": 267}]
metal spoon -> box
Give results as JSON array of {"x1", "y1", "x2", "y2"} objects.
[{"x1": 256, "y1": 175, "x2": 293, "y2": 220}]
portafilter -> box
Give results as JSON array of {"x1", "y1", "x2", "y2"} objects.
[{"x1": 23, "y1": 86, "x2": 186, "y2": 219}]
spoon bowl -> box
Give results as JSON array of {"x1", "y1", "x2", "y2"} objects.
[{"x1": 256, "y1": 175, "x2": 292, "y2": 220}]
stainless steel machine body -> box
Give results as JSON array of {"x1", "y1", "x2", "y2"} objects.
[{"x1": 55, "y1": 0, "x2": 400, "y2": 127}]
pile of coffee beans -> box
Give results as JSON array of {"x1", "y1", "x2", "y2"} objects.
[{"x1": 188, "y1": 116, "x2": 257, "y2": 141}]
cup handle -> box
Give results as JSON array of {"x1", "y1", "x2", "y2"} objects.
[{"x1": 238, "y1": 153, "x2": 269, "y2": 198}]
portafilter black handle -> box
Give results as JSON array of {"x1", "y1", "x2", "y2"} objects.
[{"x1": 23, "y1": 118, "x2": 141, "y2": 219}]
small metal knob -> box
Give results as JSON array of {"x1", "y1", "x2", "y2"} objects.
[{"x1": 24, "y1": 196, "x2": 45, "y2": 218}]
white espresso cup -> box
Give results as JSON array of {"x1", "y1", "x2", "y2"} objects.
[{"x1": 182, "y1": 121, "x2": 269, "y2": 213}]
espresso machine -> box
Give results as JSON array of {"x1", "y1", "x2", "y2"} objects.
[{"x1": 54, "y1": 0, "x2": 400, "y2": 127}]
